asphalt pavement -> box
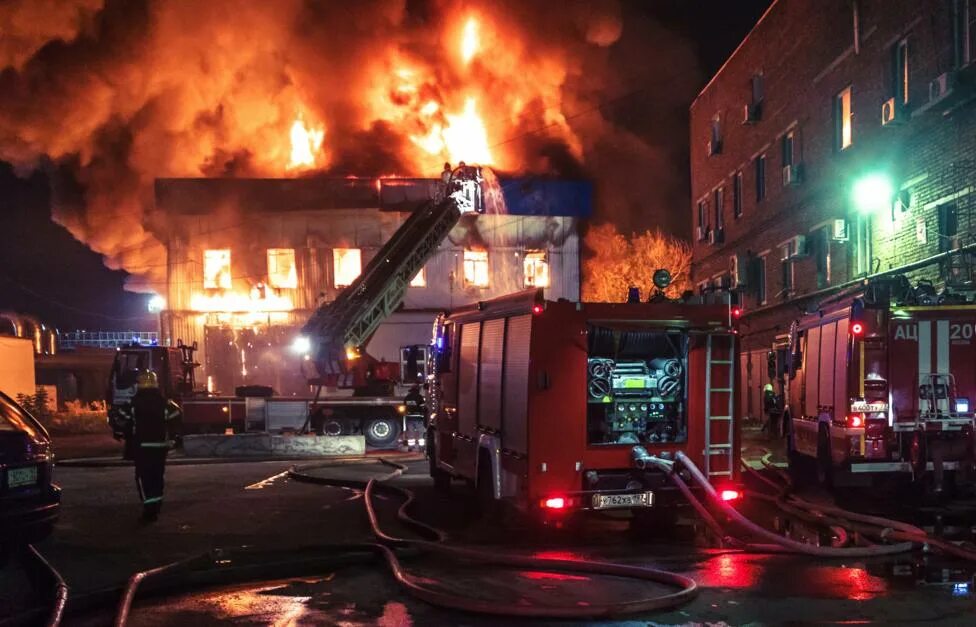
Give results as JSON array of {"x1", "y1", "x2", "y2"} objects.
[{"x1": 3, "y1": 450, "x2": 976, "y2": 626}]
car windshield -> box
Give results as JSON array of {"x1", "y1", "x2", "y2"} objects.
[{"x1": 0, "y1": 393, "x2": 43, "y2": 439}]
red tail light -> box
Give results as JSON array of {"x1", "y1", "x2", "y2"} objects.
[
  {"x1": 850, "y1": 322, "x2": 865, "y2": 336},
  {"x1": 532, "y1": 304, "x2": 544, "y2": 315},
  {"x1": 731, "y1": 306, "x2": 743, "y2": 319},
  {"x1": 542, "y1": 497, "x2": 566, "y2": 509},
  {"x1": 847, "y1": 413, "x2": 864, "y2": 428},
  {"x1": 719, "y1": 489, "x2": 742, "y2": 502}
]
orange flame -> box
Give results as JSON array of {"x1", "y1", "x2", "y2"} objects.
[
  {"x1": 460, "y1": 17, "x2": 479, "y2": 64},
  {"x1": 444, "y1": 98, "x2": 492, "y2": 164},
  {"x1": 287, "y1": 114, "x2": 325, "y2": 170}
]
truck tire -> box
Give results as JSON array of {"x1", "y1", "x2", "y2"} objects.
[
  {"x1": 816, "y1": 424, "x2": 834, "y2": 489},
  {"x1": 364, "y1": 416, "x2": 401, "y2": 449},
  {"x1": 427, "y1": 437, "x2": 451, "y2": 492}
]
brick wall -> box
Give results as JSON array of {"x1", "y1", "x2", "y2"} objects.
[{"x1": 691, "y1": 0, "x2": 976, "y2": 354}]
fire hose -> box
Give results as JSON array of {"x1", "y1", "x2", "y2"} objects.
[
  {"x1": 745, "y1": 451, "x2": 976, "y2": 562},
  {"x1": 111, "y1": 459, "x2": 699, "y2": 624},
  {"x1": 633, "y1": 447, "x2": 916, "y2": 557}
]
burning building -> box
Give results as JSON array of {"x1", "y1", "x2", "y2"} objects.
[{"x1": 152, "y1": 175, "x2": 590, "y2": 394}]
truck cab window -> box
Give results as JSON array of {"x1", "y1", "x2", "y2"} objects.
[{"x1": 585, "y1": 324, "x2": 689, "y2": 446}]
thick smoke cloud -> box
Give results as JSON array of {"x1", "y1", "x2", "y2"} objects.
[{"x1": 0, "y1": 0, "x2": 700, "y2": 292}]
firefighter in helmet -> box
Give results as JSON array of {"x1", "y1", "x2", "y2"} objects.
[
  {"x1": 404, "y1": 384, "x2": 425, "y2": 418},
  {"x1": 118, "y1": 370, "x2": 182, "y2": 521}
]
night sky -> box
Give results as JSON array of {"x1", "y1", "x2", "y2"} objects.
[{"x1": 0, "y1": 1, "x2": 770, "y2": 332}]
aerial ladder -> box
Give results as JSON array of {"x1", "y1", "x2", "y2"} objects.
[{"x1": 297, "y1": 164, "x2": 484, "y2": 411}]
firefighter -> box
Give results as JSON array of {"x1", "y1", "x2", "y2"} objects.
[
  {"x1": 761, "y1": 382, "x2": 780, "y2": 437},
  {"x1": 118, "y1": 370, "x2": 182, "y2": 521},
  {"x1": 404, "y1": 384, "x2": 425, "y2": 418}
]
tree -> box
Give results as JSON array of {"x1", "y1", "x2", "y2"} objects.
[{"x1": 582, "y1": 223, "x2": 691, "y2": 302}]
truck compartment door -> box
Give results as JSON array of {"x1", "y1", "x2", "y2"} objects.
[{"x1": 502, "y1": 315, "x2": 531, "y2": 455}]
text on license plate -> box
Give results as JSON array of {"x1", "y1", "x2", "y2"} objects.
[
  {"x1": 592, "y1": 491, "x2": 654, "y2": 509},
  {"x1": 7, "y1": 465, "x2": 38, "y2": 488}
]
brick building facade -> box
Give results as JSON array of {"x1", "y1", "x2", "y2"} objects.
[{"x1": 690, "y1": 0, "x2": 976, "y2": 419}]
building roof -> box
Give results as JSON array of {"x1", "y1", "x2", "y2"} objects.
[
  {"x1": 691, "y1": 0, "x2": 780, "y2": 108},
  {"x1": 154, "y1": 176, "x2": 592, "y2": 218}
]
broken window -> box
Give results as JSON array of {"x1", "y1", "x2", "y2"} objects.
[
  {"x1": 203, "y1": 249, "x2": 232, "y2": 289},
  {"x1": 267, "y1": 248, "x2": 297, "y2": 289},
  {"x1": 333, "y1": 248, "x2": 361, "y2": 288},
  {"x1": 463, "y1": 250, "x2": 489, "y2": 287},
  {"x1": 410, "y1": 267, "x2": 426, "y2": 287},
  {"x1": 523, "y1": 251, "x2": 549, "y2": 287}
]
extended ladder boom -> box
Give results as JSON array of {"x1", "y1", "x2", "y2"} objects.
[{"x1": 301, "y1": 165, "x2": 484, "y2": 376}]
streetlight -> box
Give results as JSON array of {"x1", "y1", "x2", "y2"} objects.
[{"x1": 852, "y1": 173, "x2": 894, "y2": 215}]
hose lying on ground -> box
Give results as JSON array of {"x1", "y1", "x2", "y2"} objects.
[
  {"x1": 19, "y1": 544, "x2": 69, "y2": 627},
  {"x1": 112, "y1": 459, "x2": 700, "y2": 625},
  {"x1": 636, "y1": 450, "x2": 915, "y2": 557},
  {"x1": 741, "y1": 451, "x2": 976, "y2": 562}
]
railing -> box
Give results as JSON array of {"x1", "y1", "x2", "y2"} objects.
[{"x1": 60, "y1": 331, "x2": 159, "y2": 349}]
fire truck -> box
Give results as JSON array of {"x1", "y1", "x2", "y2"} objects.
[
  {"x1": 107, "y1": 166, "x2": 484, "y2": 450},
  {"x1": 425, "y1": 285, "x2": 742, "y2": 521},
  {"x1": 785, "y1": 275, "x2": 976, "y2": 494}
]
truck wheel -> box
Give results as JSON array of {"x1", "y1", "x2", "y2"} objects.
[
  {"x1": 427, "y1": 437, "x2": 451, "y2": 492},
  {"x1": 816, "y1": 424, "x2": 834, "y2": 489},
  {"x1": 364, "y1": 416, "x2": 401, "y2": 449}
]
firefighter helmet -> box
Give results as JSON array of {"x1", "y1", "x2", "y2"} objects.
[{"x1": 137, "y1": 370, "x2": 159, "y2": 389}]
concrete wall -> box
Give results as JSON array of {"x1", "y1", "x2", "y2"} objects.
[{"x1": 691, "y1": 0, "x2": 976, "y2": 355}]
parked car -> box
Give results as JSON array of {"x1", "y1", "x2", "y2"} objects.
[{"x1": 0, "y1": 391, "x2": 60, "y2": 549}]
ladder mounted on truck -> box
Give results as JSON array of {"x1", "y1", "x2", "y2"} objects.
[
  {"x1": 300, "y1": 165, "x2": 485, "y2": 378},
  {"x1": 704, "y1": 333, "x2": 736, "y2": 479}
]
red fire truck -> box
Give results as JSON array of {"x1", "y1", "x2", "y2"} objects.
[
  {"x1": 425, "y1": 286, "x2": 742, "y2": 521},
  {"x1": 785, "y1": 276, "x2": 976, "y2": 493}
]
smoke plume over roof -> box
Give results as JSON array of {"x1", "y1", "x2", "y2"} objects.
[{"x1": 0, "y1": 0, "x2": 700, "y2": 292}]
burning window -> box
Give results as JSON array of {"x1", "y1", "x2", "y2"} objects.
[
  {"x1": 410, "y1": 267, "x2": 426, "y2": 287},
  {"x1": 203, "y1": 249, "x2": 232, "y2": 289},
  {"x1": 333, "y1": 248, "x2": 362, "y2": 288},
  {"x1": 267, "y1": 248, "x2": 297, "y2": 289},
  {"x1": 463, "y1": 250, "x2": 489, "y2": 287},
  {"x1": 835, "y1": 86, "x2": 853, "y2": 150},
  {"x1": 523, "y1": 251, "x2": 549, "y2": 287}
]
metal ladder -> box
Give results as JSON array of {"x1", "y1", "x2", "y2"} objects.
[{"x1": 704, "y1": 333, "x2": 736, "y2": 479}]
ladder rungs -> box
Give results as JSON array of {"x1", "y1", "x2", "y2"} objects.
[
  {"x1": 708, "y1": 444, "x2": 732, "y2": 451},
  {"x1": 708, "y1": 471, "x2": 734, "y2": 478},
  {"x1": 709, "y1": 387, "x2": 732, "y2": 393},
  {"x1": 710, "y1": 360, "x2": 733, "y2": 364},
  {"x1": 708, "y1": 415, "x2": 732, "y2": 420}
]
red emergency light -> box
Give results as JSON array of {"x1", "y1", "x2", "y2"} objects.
[
  {"x1": 847, "y1": 413, "x2": 864, "y2": 428},
  {"x1": 731, "y1": 306, "x2": 743, "y2": 319},
  {"x1": 532, "y1": 304, "x2": 544, "y2": 315},
  {"x1": 719, "y1": 489, "x2": 742, "y2": 502},
  {"x1": 850, "y1": 322, "x2": 865, "y2": 336},
  {"x1": 542, "y1": 496, "x2": 566, "y2": 509}
]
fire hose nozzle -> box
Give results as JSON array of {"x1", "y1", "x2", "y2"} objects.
[{"x1": 632, "y1": 446, "x2": 673, "y2": 472}]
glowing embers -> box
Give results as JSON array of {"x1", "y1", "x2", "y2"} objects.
[
  {"x1": 203, "y1": 249, "x2": 232, "y2": 289},
  {"x1": 523, "y1": 251, "x2": 549, "y2": 288},
  {"x1": 463, "y1": 250, "x2": 489, "y2": 287},
  {"x1": 333, "y1": 248, "x2": 362, "y2": 288},
  {"x1": 267, "y1": 248, "x2": 297, "y2": 289}
]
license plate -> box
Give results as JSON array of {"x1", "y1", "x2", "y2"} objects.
[
  {"x1": 592, "y1": 491, "x2": 653, "y2": 510},
  {"x1": 7, "y1": 465, "x2": 38, "y2": 488}
]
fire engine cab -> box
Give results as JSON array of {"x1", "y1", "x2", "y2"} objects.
[
  {"x1": 425, "y1": 283, "x2": 741, "y2": 521},
  {"x1": 786, "y1": 276, "x2": 976, "y2": 493}
]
